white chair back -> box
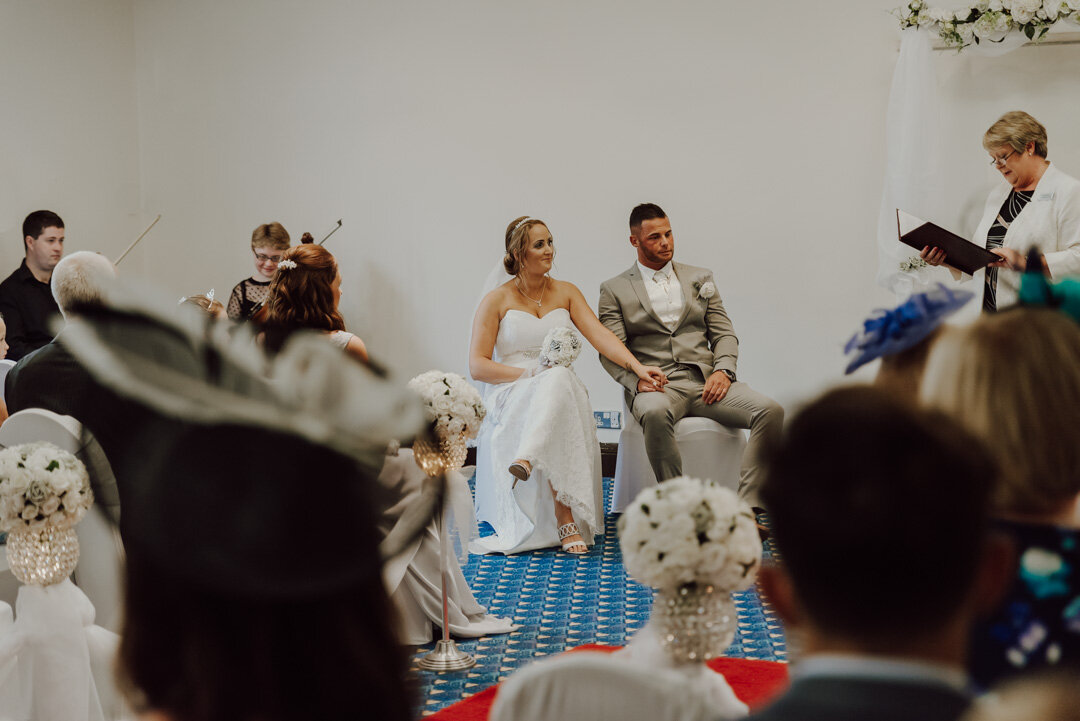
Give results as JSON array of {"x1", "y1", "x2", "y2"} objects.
[
  {"x1": 0, "y1": 409, "x2": 125, "y2": 631},
  {"x1": 490, "y1": 652, "x2": 729, "y2": 721},
  {"x1": 0, "y1": 359, "x2": 15, "y2": 402},
  {"x1": 612, "y1": 398, "x2": 746, "y2": 513}
]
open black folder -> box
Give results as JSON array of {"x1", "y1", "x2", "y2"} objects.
[{"x1": 896, "y1": 209, "x2": 998, "y2": 275}]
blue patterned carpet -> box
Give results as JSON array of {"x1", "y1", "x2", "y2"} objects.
[{"x1": 410, "y1": 476, "x2": 787, "y2": 716}]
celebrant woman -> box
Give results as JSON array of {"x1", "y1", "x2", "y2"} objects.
[
  {"x1": 469, "y1": 216, "x2": 666, "y2": 555},
  {"x1": 922, "y1": 111, "x2": 1080, "y2": 312}
]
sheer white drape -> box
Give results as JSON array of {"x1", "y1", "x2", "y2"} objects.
[{"x1": 878, "y1": 27, "x2": 1042, "y2": 297}]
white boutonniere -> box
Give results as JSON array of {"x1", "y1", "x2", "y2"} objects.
[{"x1": 692, "y1": 278, "x2": 717, "y2": 301}]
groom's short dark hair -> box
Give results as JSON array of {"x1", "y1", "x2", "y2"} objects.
[
  {"x1": 629, "y1": 203, "x2": 666, "y2": 231},
  {"x1": 761, "y1": 386, "x2": 996, "y2": 644}
]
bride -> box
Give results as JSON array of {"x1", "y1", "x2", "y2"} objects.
[{"x1": 469, "y1": 216, "x2": 667, "y2": 555}]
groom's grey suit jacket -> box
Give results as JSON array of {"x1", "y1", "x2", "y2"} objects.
[{"x1": 598, "y1": 261, "x2": 738, "y2": 403}]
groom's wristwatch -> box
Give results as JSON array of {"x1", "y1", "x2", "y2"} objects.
[{"x1": 719, "y1": 369, "x2": 736, "y2": 382}]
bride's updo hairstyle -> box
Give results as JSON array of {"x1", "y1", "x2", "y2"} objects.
[
  {"x1": 263, "y1": 242, "x2": 346, "y2": 352},
  {"x1": 504, "y1": 216, "x2": 552, "y2": 276}
]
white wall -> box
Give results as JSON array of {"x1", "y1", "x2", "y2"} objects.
[
  {"x1": 0, "y1": 0, "x2": 140, "y2": 276},
  {"x1": 16, "y1": 1, "x2": 1080, "y2": 429}
]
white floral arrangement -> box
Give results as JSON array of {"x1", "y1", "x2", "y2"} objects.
[
  {"x1": 0, "y1": 442, "x2": 93, "y2": 534},
  {"x1": 407, "y1": 370, "x2": 487, "y2": 440},
  {"x1": 894, "y1": 0, "x2": 1080, "y2": 50},
  {"x1": 618, "y1": 476, "x2": 761, "y2": 592},
  {"x1": 538, "y1": 327, "x2": 583, "y2": 368},
  {"x1": 692, "y1": 278, "x2": 717, "y2": 300},
  {"x1": 899, "y1": 254, "x2": 930, "y2": 272}
]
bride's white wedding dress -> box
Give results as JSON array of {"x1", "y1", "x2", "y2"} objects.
[{"x1": 470, "y1": 308, "x2": 603, "y2": 555}]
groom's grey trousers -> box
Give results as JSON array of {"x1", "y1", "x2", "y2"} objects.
[{"x1": 630, "y1": 366, "x2": 783, "y2": 509}]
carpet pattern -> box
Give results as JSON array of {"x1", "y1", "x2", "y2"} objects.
[{"x1": 411, "y1": 476, "x2": 787, "y2": 716}]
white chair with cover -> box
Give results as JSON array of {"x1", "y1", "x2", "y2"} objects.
[
  {"x1": 0, "y1": 408, "x2": 125, "y2": 631},
  {"x1": 611, "y1": 398, "x2": 746, "y2": 513},
  {"x1": 0, "y1": 358, "x2": 16, "y2": 402},
  {"x1": 489, "y1": 651, "x2": 746, "y2": 721}
]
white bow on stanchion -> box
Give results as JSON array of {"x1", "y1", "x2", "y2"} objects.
[{"x1": 407, "y1": 371, "x2": 486, "y2": 672}]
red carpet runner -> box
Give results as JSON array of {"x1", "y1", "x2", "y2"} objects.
[{"x1": 425, "y1": 644, "x2": 789, "y2": 720}]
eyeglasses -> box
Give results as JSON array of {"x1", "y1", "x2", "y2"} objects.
[
  {"x1": 990, "y1": 150, "x2": 1017, "y2": 167},
  {"x1": 254, "y1": 252, "x2": 283, "y2": 264}
]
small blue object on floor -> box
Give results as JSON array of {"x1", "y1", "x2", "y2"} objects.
[{"x1": 411, "y1": 475, "x2": 786, "y2": 715}]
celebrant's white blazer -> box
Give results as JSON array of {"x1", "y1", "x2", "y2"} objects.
[{"x1": 967, "y1": 162, "x2": 1080, "y2": 308}]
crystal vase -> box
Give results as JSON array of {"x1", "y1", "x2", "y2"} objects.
[
  {"x1": 413, "y1": 431, "x2": 468, "y2": 475},
  {"x1": 6, "y1": 525, "x2": 80, "y2": 587},
  {"x1": 652, "y1": 582, "x2": 737, "y2": 665}
]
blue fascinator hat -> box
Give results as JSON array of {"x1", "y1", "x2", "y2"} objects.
[{"x1": 844, "y1": 283, "x2": 974, "y2": 375}]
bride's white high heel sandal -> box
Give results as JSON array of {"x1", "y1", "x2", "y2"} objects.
[
  {"x1": 558, "y1": 522, "x2": 588, "y2": 555},
  {"x1": 508, "y1": 460, "x2": 531, "y2": 489}
]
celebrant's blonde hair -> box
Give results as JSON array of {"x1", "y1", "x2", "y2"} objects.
[{"x1": 983, "y1": 110, "x2": 1048, "y2": 158}]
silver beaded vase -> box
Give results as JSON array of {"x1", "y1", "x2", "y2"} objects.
[
  {"x1": 6, "y1": 525, "x2": 80, "y2": 587},
  {"x1": 413, "y1": 431, "x2": 468, "y2": 476},
  {"x1": 652, "y1": 582, "x2": 736, "y2": 665}
]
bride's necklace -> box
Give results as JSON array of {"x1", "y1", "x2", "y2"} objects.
[{"x1": 516, "y1": 276, "x2": 547, "y2": 307}]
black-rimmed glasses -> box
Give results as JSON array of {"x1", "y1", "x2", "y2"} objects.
[{"x1": 990, "y1": 150, "x2": 1017, "y2": 167}]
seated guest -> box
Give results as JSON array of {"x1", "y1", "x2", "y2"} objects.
[
  {"x1": 0, "y1": 210, "x2": 65, "y2": 360},
  {"x1": 179, "y1": 289, "x2": 226, "y2": 319},
  {"x1": 922, "y1": 301, "x2": 1080, "y2": 688},
  {"x1": 5, "y1": 251, "x2": 116, "y2": 415},
  {"x1": 752, "y1": 386, "x2": 1010, "y2": 721},
  {"x1": 259, "y1": 243, "x2": 368, "y2": 363},
  {"x1": 227, "y1": 222, "x2": 290, "y2": 321},
  {"x1": 843, "y1": 284, "x2": 973, "y2": 398},
  {"x1": 960, "y1": 669, "x2": 1080, "y2": 721},
  {"x1": 116, "y1": 425, "x2": 414, "y2": 721}
]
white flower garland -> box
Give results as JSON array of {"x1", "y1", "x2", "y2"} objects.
[
  {"x1": 0, "y1": 442, "x2": 93, "y2": 533},
  {"x1": 618, "y1": 476, "x2": 761, "y2": 592},
  {"x1": 895, "y1": 0, "x2": 1080, "y2": 50},
  {"x1": 899, "y1": 254, "x2": 930, "y2": 272},
  {"x1": 538, "y1": 327, "x2": 583, "y2": 368},
  {"x1": 407, "y1": 370, "x2": 487, "y2": 440}
]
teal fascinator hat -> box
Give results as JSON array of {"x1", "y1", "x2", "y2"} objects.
[{"x1": 1018, "y1": 248, "x2": 1080, "y2": 323}]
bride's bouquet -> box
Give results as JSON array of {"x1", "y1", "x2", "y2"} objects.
[
  {"x1": 407, "y1": 370, "x2": 486, "y2": 440},
  {"x1": 618, "y1": 476, "x2": 760, "y2": 592},
  {"x1": 538, "y1": 327, "x2": 583, "y2": 368},
  {"x1": 0, "y1": 442, "x2": 93, "y2": 533}
]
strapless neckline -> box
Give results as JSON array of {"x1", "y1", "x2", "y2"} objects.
[{"x1": 503, "y1": 307, "x2": 571, "y2": 321}]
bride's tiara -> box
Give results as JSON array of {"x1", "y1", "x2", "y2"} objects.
[{"x1": 512, "y1": 217, "x2": 533, "y2": 233}]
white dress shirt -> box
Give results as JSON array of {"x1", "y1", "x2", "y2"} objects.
[
  {"x1": 638, "y1": 261, "x2": 683, "y2": 328},
  {"x1": 793, "y1": 653, "x2": 970, "y2": 694}
]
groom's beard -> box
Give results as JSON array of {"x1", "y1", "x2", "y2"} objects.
[{"x1": 641, "y1": 246, "x2": 674, "y2": 266}]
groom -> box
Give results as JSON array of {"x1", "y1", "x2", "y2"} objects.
[{"x1": 598, "y1": 203, "x2": 783, "y2": 508}]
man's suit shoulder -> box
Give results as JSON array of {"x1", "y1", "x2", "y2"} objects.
[{"x1": 674, "y1": 261, "x2": 713, "y2": 278}]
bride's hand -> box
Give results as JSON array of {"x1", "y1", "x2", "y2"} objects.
[{"x1": 636, "y1": 365, "x2": 667, "y2": 390}]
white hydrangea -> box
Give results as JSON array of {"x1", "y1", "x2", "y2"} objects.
[
  {"x1": 618, "y1": 476, "x2": 761, "y2": 592},
  {"x1": 0, "y1": 442, "x2": 93, "y2": 533},
  {"x1": 407, "y1": 370, "x2": 487, "y2": 440}
]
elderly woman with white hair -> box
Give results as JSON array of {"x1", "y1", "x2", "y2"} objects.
[
  {"x1": 922, "y1": 111, "x2": 1080, "y2": 312},
  {"x1": 5, "y1": 251, "x2": 116, "y2": 416}
]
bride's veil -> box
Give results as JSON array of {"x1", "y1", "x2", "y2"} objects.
[{"x1": 470, "y1": 259, "x2": 514, "y2": 399}]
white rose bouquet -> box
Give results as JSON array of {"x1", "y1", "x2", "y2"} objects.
[
  {"x1": 618, "y1": 476, "x2": 760, "y2": 592},
  {"x1": 407, "y1": 370, "x2": 487, "y2": 440},
  {"x1": 538, "y1": 327, "x2": 583, "y2": 368},
  {"x1": 0, "y1": 442, "x2": 93, "y2": 534}
]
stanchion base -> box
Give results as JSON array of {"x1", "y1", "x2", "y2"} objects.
[{"x1": 417, "y1": 639, "x2": 477, "y2": 672}]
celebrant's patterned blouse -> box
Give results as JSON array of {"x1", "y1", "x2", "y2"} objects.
[{"x1": 970, "y1": 519, "x2": 1080, "y2": 688}]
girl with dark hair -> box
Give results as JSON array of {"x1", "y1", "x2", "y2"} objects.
[{"x1": 260, "y1": 244, "x2": 368, "y2": 362}]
